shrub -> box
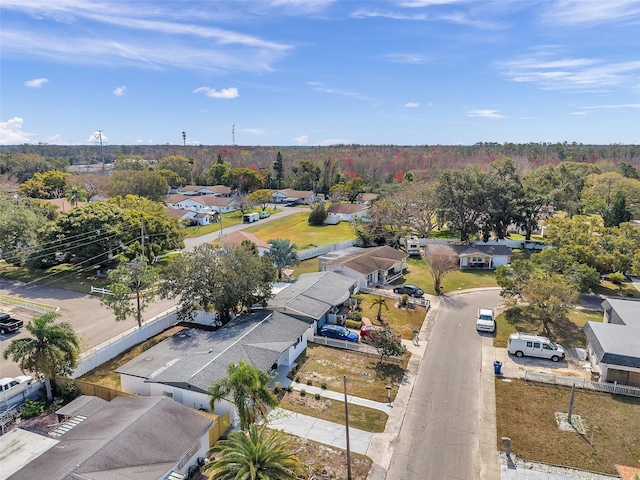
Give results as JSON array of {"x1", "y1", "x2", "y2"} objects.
[
  {"x1": 57, "y1": 381, "x2": 81, "y2": 403},
  {"x1": 273, "y1": 381, "x2": 282, "y2": 394},
  {"x1": 286, "y1": 386, "x2": 293, "y2": 393},
  {"x1": 345, "y1": 319, "x2": 362, "y2": 329},
  {"x1": 321, "y1": 383, "x2": 327, "y2": 390},
  {"x1": 300, "y1": 389, "x2": 306, "y2": 397},
  {"x1": 20, "y1": 399, "x2": 44, "y2": 419},
  {"x1": 314, "y1": 393, "x2": 321, "y2": 400},
  {"x1": 348, "y1": 311, "x2": 362, "y2": 322},
  {"x1": 399, "y1": 294, "x2": 409, "y2": 308},
  {"x1": 308, "y1": 203, "x2": 328, "y2": 226},
  {"x1": 609, "y1": 273, "x2": 625, "y2": 285},
  {"x1": 306, "y1": 379, "x2": 313, "y2": 386},
  {"x1": 295, "y1": 376, "x2": 301, "y2": 383}
]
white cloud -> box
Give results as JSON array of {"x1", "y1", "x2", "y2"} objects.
[
  {"x1": 405, "y1": 102, "x2": 420, "y2": 108},
  {"x1": 112, "y1": 86, "x2": 126, "y2": 96},
  {"x1": 88, "y1": 130, "x2": 109, "y2": 143},
  {"x1": 25, "y1": 78, "x2": 49, "y2": 88},
  {"x1": 385, "y1": 53, "x2": 431, "y2": 64},
  {"x1": 306, "y1": 82, "x2": 372, "y2": 101},
  {"x1": 584, "y1": 103, "x2": 640, "y2": 109},
  {"x1": 569, "y1": 111, "x2": 591, "y2": 116},
  {"x1": 466, "y1": 109, "x2": 504, "y2": 119},
  {"x1": 0, "y1": 117, "x2": 34, "y2": 145},
  {"x1": 43, "y1": 134, "x2": 64, "y2": 143},
  {"x1": 293, "y1": 134, "x2": 308, "y2": 145},
  {"x1": 194, "y1": 86, "x2": 239, "y2": 99},
  {"x1": 319, "y1": 138, "x2": 351, "y2": 146},
  {"x1": 541, "y1": 0, "x2": 640, "y2": 26}
]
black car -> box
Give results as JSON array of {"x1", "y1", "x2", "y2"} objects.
[{"x1": 393, "y1": 284, "x2": 424, "y2": 297}]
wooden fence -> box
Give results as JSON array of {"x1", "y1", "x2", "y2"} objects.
[{"x1": 56, "y1": 378, "x2": 135, "y2": 402}]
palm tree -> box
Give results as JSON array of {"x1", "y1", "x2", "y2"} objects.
[
  {"x1": 207, "y1": 360, "x2": 278, "y2": 431},
  {"x1": 65, "y1": 186, "x2": 87, "y2": 207},
  {"x1": 3, "y1": 312, "x2": 80, "y2": 401},
  {"x1": 267, "y1": 238, "x2": 300, "y2": 280},
  {"x1": 202, "y1": 424, "x2": 306, "y2": 479},
  {"x1": 370, "y1": 295, "x2": 388, "y2": 324}
]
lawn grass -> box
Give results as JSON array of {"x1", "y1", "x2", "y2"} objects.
[
  {"x1": 291, "y1": 258, "x2": 320, "y2": 278},
  {"x1": 278, "y1": 390, "x2": 388, "y2": 432},
  {"x1": 292, "y1": 344, "x2": 408, "y2": 402},
  {"x1": 244, "y1": 212, "x2": 356, "y2": 250},
  {"x1": 592, "y1": 279, "x2": 640, "y2": 298},
  {"x1": 0, "y1": 263, "x2": 111, "y2": 295},
  {"x1": 283, "y1": 433, "x2": 372, "y2": 480},
  {"x1": 79, "y1": 326, "x2": 184, "y2": 389},
  {"x1": 494, "y1": 306, "x2": 603, "y2": 349},
  {"x1": 496, "y1": 379, "x2": 640, "y2": 475},
  {"x1": 183, "y1": 210, "x2": 250, "y2": 238},
  {"x1": 357, "y1": 292, "x2": 426, "y2": 340},
  {"x1": 402, "y1": 257, "x2": 498, "y2": 295}
]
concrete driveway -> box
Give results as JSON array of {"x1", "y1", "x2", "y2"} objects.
[{"x1": 0, "y1": 279, "x2": 177, "y2": 378}]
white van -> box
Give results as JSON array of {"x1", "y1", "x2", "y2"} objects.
[
  {"x1": 476, "y1": 308, "x2": 495, "y2": 332},
  {"x1": 507, "y1": 333, "x2": 565, "y2": 362}
]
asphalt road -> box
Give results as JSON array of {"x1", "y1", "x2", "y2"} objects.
[
  {"x1": 386, "y1": 289, "x2": 502, "y2": 480},
  {"x1": 0, "y1": 279, "x2": 177, "y2": 378}
]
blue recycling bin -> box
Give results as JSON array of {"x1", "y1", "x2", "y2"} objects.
[{"x1": 493, "y1": 361, "x2": 503, "y2": 375}]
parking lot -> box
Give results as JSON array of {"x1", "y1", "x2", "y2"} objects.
[{"x1": 0, "y1": 279, "x2": 177, "y2": 378}]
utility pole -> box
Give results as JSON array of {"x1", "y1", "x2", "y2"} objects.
[
  {"x1": 95, "y1": 130, "x2": 105, "y2": 173},
  {"x1": 343, "y1": 375, "x2": 352, "y2": 480},
  {"x1": 232, "y1": 124, "x2": 235, "y2": 146},
  {"x1": 140, "y1": 218, "x2": 146, "y2": 263},
  {"x1": 182, "y1": 131, "x2": 186, "y2": 147}
]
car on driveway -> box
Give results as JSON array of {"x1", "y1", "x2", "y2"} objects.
[
  {"x1": 393, "y1": 285, "x2": 424, "y2": 297},
  {"x1": 475, "y1": 308, "x2": 496, "y2": 333},
  {"x1": 319, "y1": 324, "x2": 359, "y2": 343}
]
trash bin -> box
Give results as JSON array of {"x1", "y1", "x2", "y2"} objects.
[{"x1": 493, "y1": 361, "x2": 503, "y2": 376}]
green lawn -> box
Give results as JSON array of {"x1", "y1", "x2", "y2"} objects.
[
  {"x1": 184, "y1": 208, "x2": 281, "y2": 238},
  {"x1": 0, "y1": 263, "x2": 112, "y2": 295},
  {"x1": 494, "y1": 306, "x2": 603, "y2": 349},
  {"x1": 402, "y1": 257, "x2": 498, "y2": 295},
  {"x1": 358, "y1": 293, "x2": 426, "y2": 340},
  {"x1": 244, "y1": 212, "x2": 356, "y2": 250},
  {"x1": 592, "y1": 279, "x2": 640, "y2": 298},
  {"x1": 291, "y1": 258, "x2": 320, "y2": 278}
]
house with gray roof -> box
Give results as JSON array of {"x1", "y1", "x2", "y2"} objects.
[
  {"x1": 424, "y1": 243, "x2": 512, "y2": 269},
  {"x1": 583, "y1": 298, "x2": 640, "y2": 387},
  {"x1": 319, "y1": 246, "x2": 407, "y2": 288},
  {"x1": 116, "y1": 311, "x2": 310, "y2": 426},
  {"x1": 7, "y1": 395, "x2": 213, "y2": 480},
  {"x1": 268, "y1": 271, "x2": 358, "y2": 330}
]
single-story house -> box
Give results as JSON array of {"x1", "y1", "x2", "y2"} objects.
[
  {"x1": 165, "y1": 194, "x2": 237, "y2": 214},
  {"x1": 268, "y1": 271, "x2": 359, "y2": 331},
  {"x1": 6, "y1": 395, "x2": 214, "y2": 480},
  {"x1": 319, "y1": 246, "x2": 407, "y2": 288},
  {"x1": 271, "y1": 189, "x2": 320, "y2": 204},
  {"x1": 116, "y1": 311, "x2": 310, "y2": 426},
  {"x1": 583, "y1": 298, "x2": 640, "y2": 387},
  {"x1": 424, "y1": 243, "x2": 512, "y2": 269},
  {"x1": 220, "y1": 231, "x2": 271, "y2": 256},
  {"x1": 356, "y1": 192, "x2": 378, "y2": 205},
  {"x1": 326, "y1": 203, "x2": 370, "y2": 223},
  {"x1": 165, "y1": 207, "x2": 218, "y2": 226},
  {"x1": 172, "y1": 185, "x2": 233, "y2": 197}
]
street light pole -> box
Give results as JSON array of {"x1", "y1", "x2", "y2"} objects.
[
  {"x1": 95, "y1": 130, "x2": 105, "y2": 173},
  {"x1": 343, "y1": 375, "x2": 352, "y2": 480}
]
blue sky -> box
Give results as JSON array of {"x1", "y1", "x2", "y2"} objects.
[{"x1": 1, "y1": 0, "x2": 639, "y2": 147}]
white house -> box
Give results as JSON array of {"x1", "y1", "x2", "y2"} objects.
[
  {"x1": 583, "y1": 298, "x2": 640, "y2": 387},
  {"x1": 425, "y1": 243, "x2": 513, "y2": 269},
  {"x1": 326, "y1": 203, "x2": 370, "y2": 223},
  {"x1": 165, "y1": 207, "x2": 217, "y2": 226},
  {"x1": 177, "y1": 185, "x2": 233, "y2": 197},
  {"x1": 116, "y1": 311, "x2": 310, "y2": 426},
  {"x1": 6, "y1": 395, "x2": 214, "y2": 480},
  {"x1": 271, "y1": 188, "x2": 320, "y2": 204},
  {"x1": 165, "y1": 194, "x2": 237, "y2": 214},
  {"x1": 319, "y1": 246, "x2": 407, "y2": 288}
]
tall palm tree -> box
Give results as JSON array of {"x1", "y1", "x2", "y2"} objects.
[
  {"x1": 3, "y1": 312, "x2": 80, "y2": 401},
  {"x1": 65, "y1": 186, "x2": 87, "y2": 207},
  {"x1": 370, "y1": 295, "x2": 388, "y2": 323},
  {"x1": 207, "y1": 360, "x2": 278, "y2": 431},
  {"x1": 202, "y1": 424, "x2": 306, "y2": 480},
  {"x1": 266, "y1": 238, "x2": 300, "y2": 280}
]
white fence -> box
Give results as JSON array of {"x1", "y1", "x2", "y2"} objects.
[
  {"x1": 0, "y1": 295, "x2": 59, "y2": 314},
  {"x1": 90, "y1": 286, "x2": 114, "y2": 295},
  {"x1": 72, "y1": 307, "x2": 179, "y2": 378},
  {"x1": 298, "y1": 239, "x2": 358, "y2": 261},
  {"x1": 418, "y1": 238, "x2": 548, "y2": 251},
  {"x1": 524, "y1": 371, "x2": 640, "y2": 398},
  {"x1": 360, "y1": 287, "x2": 431, "y2": 310},
  {"x1": 309, "y1": 335, "x2": 379, "y2": 355}
]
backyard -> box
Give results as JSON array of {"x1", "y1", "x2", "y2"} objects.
[
  {"x1": 402, "y1": 256, "x2": 498, "y2": 295},
  {"x1": 496, "y1": 379, "x2": 640, "y2": 475}
]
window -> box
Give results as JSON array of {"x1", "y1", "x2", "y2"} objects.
[
  {"x1": 543, "y1": 344, "x2": 552, "y2": 350},
  {"x1": 533, "y1": 342, "x2": 541, "y2": 349},
  {"x1": 526, "y1": 341, "x2": 532, "y2": 347}
]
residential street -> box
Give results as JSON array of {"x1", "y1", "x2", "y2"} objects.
[{"x1": 386, "y1": 289, "x2": 502, "y2": 480}]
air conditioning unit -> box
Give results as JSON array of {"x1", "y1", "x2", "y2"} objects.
[{"x1": 162, "y1": 391, "x2": 173, "y2": 398}]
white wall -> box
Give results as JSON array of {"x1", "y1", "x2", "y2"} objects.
[
  {"x1": 173, "y1": 434, "x2": 210, "y2": 475},
  {"x1": 492, "y1": 255, "x2": 511, "y2": 267},
  {"x1": 278, "y1": 333, "x2": 307, "y2": 367},
  {"x1": 120, "y1": 374, "x2": 150, "y2": 395},
  {"x1": 322, "y1": 265, "x2": 366, "y2": 288}
]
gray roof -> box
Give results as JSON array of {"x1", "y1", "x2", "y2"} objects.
[
  {"x1": 55, "y1": 395, "x2": 107, "y2": 418},
  {"x1": 439, "y1": 244, "x2": 513, "y2": 257},
  {"x1": 321, "y1": 246, "x2": 407, "y2": 276},
  {"x1": 268, "y1": 272, "x2": 357, "y2": 320},
  {"x1": 601, "y1": 297, "x2": 640, "y2": 328},
  {"x1": 116, "y1": 311, "x2": 310, "y2": 392},
  {"x1": 9, "y1": 396, "x2": 213, "y2": 480},
  {"x1": 583, "y1": 321, "x2": 640, "y2": 368}
]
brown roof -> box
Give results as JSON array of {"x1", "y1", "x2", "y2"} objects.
[
  {"x1": 165, "y1": 207, "x2": 192, "y2": 218},
  {"x1": 165, "y1": 195, "x2": 234, "y2": 207},
  {"x1": 165, "y1": 194, "x2": 188, "y2": 203},
  {"x1": 221, "y1": 231, "x2": 270, "y2": 249},
  {"x1": 273, "y1": 188, "x2": 314, "y2": 200},
  {"x1": 327, "y1": 203, "x2": 369, "y2": 214},
  {"x1": 325, "y1": 246, "x2": 406, "y2": 275},
  {"x1": 180, "y1": 185, "x2": 232, "y2": 195}
]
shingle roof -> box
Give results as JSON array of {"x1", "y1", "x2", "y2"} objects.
[
  {"x1": 268, "y1": 272, "x2": 357, "y2": 320},
  {"x1": 327, "y1": 203, "x2": 369, "y2": 214},
  {"x1": 55, "y1": 395, "x2": 108, "y2": 418},
  {"x1": 180, "y1": 185, "x2": 231, "y2": 195},
  {"x1": 116, "y1": 311, "x2": 310, "y2": 392},
  {"x1": 221, "y1": 231, "x2": 271, "y2": 249},
  {"x1": 273, "y1": 189, "x2": 314, "y2": 200},
  {"x1": 583, "y1": 321, "x2": 640, "y2": 368},
  {"x1": 440, "y1": 244, "x2": 513, "y2": 257},
  {"x1": 9, "y1": 396, "x2": 213, "y2": 480},
  {"x1": 602, "y1": 298, "x2": 640, "y2": 328},
  {"x1": 323, "y1": 246, "x2": 406, "y2": 275}
]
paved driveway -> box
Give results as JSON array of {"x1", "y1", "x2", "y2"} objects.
[{"x1": 0, "y1": 279, "x2": 177, "y2": 378}]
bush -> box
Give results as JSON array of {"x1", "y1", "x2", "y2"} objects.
[
  {"x1": 321, "y1": 383, "x2": 327, "y2": 390},
  {"x1": 348, "y1": 311, "x2": 362, "y2": 322},
  {"x1": 314, "y1": 393, "x2": 321, "y2": 400},
  {"x1": 300, "y1": 389, "x2": 306, "y2": 397},
  {"x1": 295, "y1": 376, "x2": 301, "y2": 383},
  {"x1": 286, "y1": 386, "x2": 293, "y2": 393},
  {"x1": 609, "y1": 273, "x2": 625, "y2": 285},
  {"x1": 399, "y1": 294, "x2": 409, "y2": 308},
  {"x1": 306, "y1": 379, "x2": 313, "y2": 386},
  {"x1": 345, "y1": 319, "x2": 362, "y2": 329},
  {"x1": 273, "y1": 381, "x2": 282, "y2": 394},
  {"x1": 308, "y1": 203, "x2": 328, "y2": 226},
  {"x1": 20, "y1": 399, "x2": 44, "y2": 419},
  {"x1": 56, "y1": 381, "x2": 81, "y2": 403}
]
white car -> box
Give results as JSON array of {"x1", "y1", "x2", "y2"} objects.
[
  {"x1": 0, "y1": 375, "x2": 33, "y2": 402},
  {"x1": 476, "y1": 308, "x2": 495, "y2": 333}
]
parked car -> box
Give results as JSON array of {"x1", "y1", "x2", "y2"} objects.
[
  {"x1": 0, "y1": 312, "x2": 23, "y2": 335},
  {"x1": 319, "y1": 324, "x2": 359, "y2": 343},
  {"x1": 476, "y1": 308, "x2": 496, "y2": 333},
  {"x1": 0, "y1": 375, "x2": 33, "y2": 403},
  {"x1": 507, "y1": 333, "x2": 565, "y2": 362},
  {"x1": 259, "y1": 211, "x2": 271, "y2": 218},
  {"x1": 393, "y1": 285, "x2": 424, "y2": 297}
]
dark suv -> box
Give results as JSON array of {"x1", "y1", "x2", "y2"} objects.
[{"x1": 393, "y1": 284, "x2": 424, "y2": 297}]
